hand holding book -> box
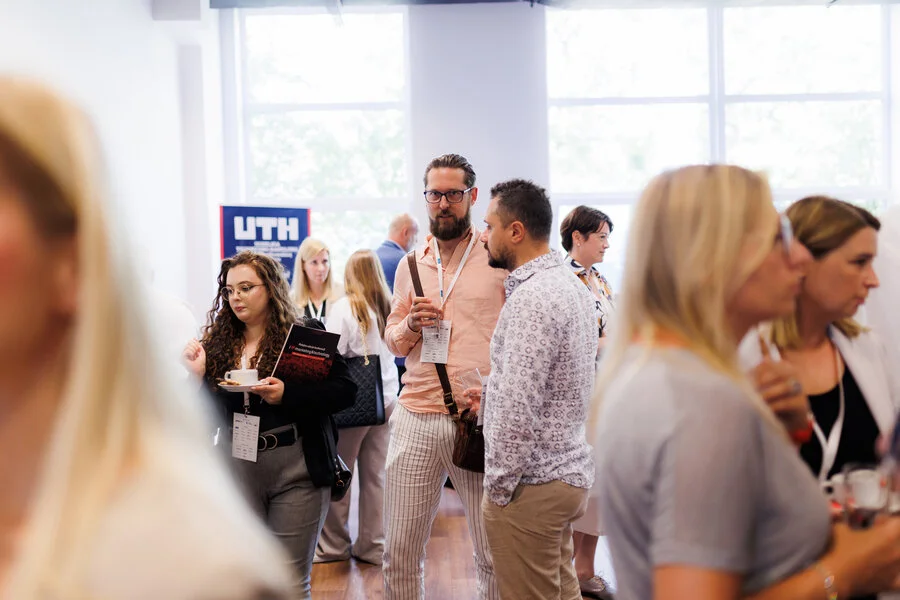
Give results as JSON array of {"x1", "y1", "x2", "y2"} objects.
[{"x1": 271, "y1": 324, "x2": 341, "y2": 385}]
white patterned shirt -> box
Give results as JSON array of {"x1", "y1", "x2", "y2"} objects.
[{"x1": 483, "y1": 250, "x2": 598, "y2": 506}]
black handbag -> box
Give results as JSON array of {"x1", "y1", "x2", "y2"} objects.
[
  {"x1": 332, "y1": 454, "x2": 352, "y2": 502},
  {"x1": 324, "y1": 417, "x2": 352, "y2": 501},
  {"x1": 334, "y1": 353, "x2": 385, "y2": 429},
  {"x1": 407, "y1": 252, "x2": 485, "y2": 473}
]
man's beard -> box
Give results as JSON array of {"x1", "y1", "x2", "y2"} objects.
[
  {"x1": 486, "y1": 245, "x2": 513, "y2": 271},
  {"x1": 429, "y1": 208, "x2": 471, "y2": 241}
]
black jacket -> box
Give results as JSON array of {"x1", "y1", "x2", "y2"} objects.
[{"x1": 209, "y1": 318, "x2": 357, "y2": 488}]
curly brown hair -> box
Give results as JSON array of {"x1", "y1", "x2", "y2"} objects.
[{"x1": 201, "y1": 251, "x2": 299, "y2": 390}]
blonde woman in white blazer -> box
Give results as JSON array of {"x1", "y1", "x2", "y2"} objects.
[
  {"x1": 739, "y1": 197, "x2": 897, "y2": 493},
  {"x1": 741, "y1": 324, "x2": 900, "y2": 456}
]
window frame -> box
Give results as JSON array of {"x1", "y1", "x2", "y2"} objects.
[
  {"x1": 547, "y1": 2, "x2": 894, "y2": 212},
  {"x1": 221, "y1": 5, "x2": 413, "y2": 212}
]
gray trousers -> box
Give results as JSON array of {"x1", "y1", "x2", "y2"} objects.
[{"x1": 230, "y1": 427, "x2": 329, "y2": 600}]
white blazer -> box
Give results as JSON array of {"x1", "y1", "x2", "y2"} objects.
[
  {"x1": 738, "y1": 325, "x2": 900, "y2": 438},
  {"x1": 740, "y1": 325, "x2": 900, "y2": 600}
]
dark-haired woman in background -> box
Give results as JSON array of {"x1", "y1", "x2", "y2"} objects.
[
  {"x1": 183, "y1": 250, "x2": 356, "y2": 599},
  {"x1": 560, "y1": 205, "x2": 615, "y2": 600}
]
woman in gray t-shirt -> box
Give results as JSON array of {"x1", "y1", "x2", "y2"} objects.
[{"x1": 590, "y1": 165, "x2": 900, "y2": 600}]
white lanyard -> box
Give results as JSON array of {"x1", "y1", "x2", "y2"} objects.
[
  {"x1": 241, "y1": 353, "x2": 250, "y2": 414},
  {"x1": 812, "y1": 345, "x2": 845, "y2": 483},
  {"x1": 307, "y1": 299, "x2": 325, "y2": 320},
  {"x1": 432, "y1": 229, "x2": 479, "y2": 308}
]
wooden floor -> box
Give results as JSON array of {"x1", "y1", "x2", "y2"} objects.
[{"x1": 310, "y1": 486, "x2": 616, "y2": 600}]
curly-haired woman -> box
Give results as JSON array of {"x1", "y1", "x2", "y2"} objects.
[{"x1": 183, "y1": 250, "x2": 357, "y2": 599}]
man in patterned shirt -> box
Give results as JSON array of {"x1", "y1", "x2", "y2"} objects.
[{"x1": 478, "y1": 179, "x2": 598, "y2": 600}]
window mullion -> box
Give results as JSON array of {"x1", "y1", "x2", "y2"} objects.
[{"x1": 709, "y1": 5, "x2": 726, "y2": 164}]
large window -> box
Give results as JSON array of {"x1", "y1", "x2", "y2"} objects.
[
  {"x1": 547, "y1": 3, "x2": 891, "y2": 290},
  {"x1": 230, "y1": 8, "x2": 410, "y2": 279}
]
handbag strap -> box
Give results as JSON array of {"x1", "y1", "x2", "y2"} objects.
[
  {"x1": 407, "y1": 251, "x2": 459, "y2": 419},
  {"x1": 324, "y1": 417, "x2": 340, "y2": 468}
]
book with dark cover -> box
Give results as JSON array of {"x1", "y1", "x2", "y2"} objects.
[{"x1": 271, "y1": 324, "x2": 340, "y2": 383}]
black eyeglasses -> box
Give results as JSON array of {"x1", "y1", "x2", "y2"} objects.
[
  {"x1": 424, "y1": 188, "x2": 473, "y2": 204},
  {"x1": 221, "y1": 284, "x2": 263, "y2": 300},
  {"x1": 774, "y1": 214, "x2": 794, "y2": 258}
]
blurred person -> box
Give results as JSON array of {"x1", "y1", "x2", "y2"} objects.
[
  {"x1": 559, "y1": 205, "x2": 616, "y2": 599},
  {"x1": 315, "y1": 250, "x2": 399, "y2": 565},
  {"x1": 292, "y1": 238, "x2": 342, "y2": 323},
  {"x1": 148, "y1": 285, "x2": 199, "y2": 379},
  {"x1": 740, "y1": 198, "x2": 900, "y2": 600},
  {"x1": 592, "y1": 165, "x2": 900, "y2": 600},
  {"x1": 0, "y1": 78, "x2": 294, "y2": 599},
  {"x1": 376, "y1": 213, "x2": 420, "y2": 389},
  {"x1": 479, "y1": 180, "x2": 598, "y2": 600},
  {"x1": 382, "y1": 153, "x2": 506, "y2": 600},
  {"x1": 183, "y1": 250, "x2": 357, "y2": 599}
]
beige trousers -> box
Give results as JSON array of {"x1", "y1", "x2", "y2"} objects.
[
  {"x1": 482, "y1": 481, "x2": 588, "y2": 600},
  {"x1": 315, "y1": 405, "x2": 392, "y2": 565}
]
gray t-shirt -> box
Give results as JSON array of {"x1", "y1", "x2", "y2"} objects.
[{"x1": 595, "y1": 347, "x2": 831, "y2": 600}]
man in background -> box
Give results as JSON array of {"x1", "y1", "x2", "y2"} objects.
[
  {"x1": 377, "y1": 213, "x2": 420, "y2": 389},
  {"x1": 377, "y1": 213, "x2": 419, "y2": 290}
]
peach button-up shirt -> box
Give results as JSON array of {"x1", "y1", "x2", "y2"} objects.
[{"x1": 384, "y1": 227, "x2": 507, "y2": 414}]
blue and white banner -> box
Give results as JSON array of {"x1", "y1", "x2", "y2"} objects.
[{"x1": 220, "y1": 206, "x2": 310, "y2": 285}]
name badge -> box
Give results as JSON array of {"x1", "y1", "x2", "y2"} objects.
[
  {"x1": 421, "y1": 319, "x2": 452, "y2": 364},
  {"x1": 232, "y1": 413, "x2": 261, "y2": 463}
]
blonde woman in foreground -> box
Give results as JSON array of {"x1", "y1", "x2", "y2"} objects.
[
  {"x1": 590, "y1": 165, "x2": 900, "y2": 600},
  {"x1": 0, "y1": 78, "x2": 293, "y2": 599}
]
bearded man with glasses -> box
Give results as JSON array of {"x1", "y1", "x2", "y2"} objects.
[{"x1": 382, "y1": 153, "x2": 506, "y2": 599}]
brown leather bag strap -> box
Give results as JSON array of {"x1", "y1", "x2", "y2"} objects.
[
  {"x1": 407, "y1": 250, "x2": 424, "y2": 296},
  {"x1": 406, "y1": 251, "x2": 459, "y2": 418}
]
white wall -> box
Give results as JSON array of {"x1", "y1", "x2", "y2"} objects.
[
  {"x1": 407, "y1": 2, "x2": 550, "y2": 226},
  {"x1": 0, "y1": 0, "x2": 221, "y2": 317}
]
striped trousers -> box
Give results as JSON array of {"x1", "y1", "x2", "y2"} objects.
[{"x1": 383, "y1": 404, "x2": 500, "y2": 600}]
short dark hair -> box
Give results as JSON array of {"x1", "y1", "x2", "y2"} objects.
[
  {"x1": 490, "y1": 179, "x2": 553, "y2": 241},
  {"x1": 559, "y1": 206, "x2": 614, "y2": 253},
  {"x1": 423, "y1": 153, "x2": 476, "y2": 189}
]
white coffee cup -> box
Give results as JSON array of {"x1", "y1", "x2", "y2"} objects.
[
  {"x1": 822, "y1": 473, "x2": 845, "y2": 504},
  {"x1": 224, "y1": 368, "x2": 259, "y2": 385}
]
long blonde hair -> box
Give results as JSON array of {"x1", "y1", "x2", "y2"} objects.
[
  {"x1": 771, "y1": 196, "x2": 880, "y2": 349},
  {"x1": 589, "y1": 165, "x2": 784, "y2": 436},
  {"x1": 292, "y1": 237, "x2": 338, "y2": 307},
  {"x1": 344, "y1": 250, "x2": 392, "y2": 338},
  {"x1": 2, "y1": 78, "x2": 288, "y2": 597}
]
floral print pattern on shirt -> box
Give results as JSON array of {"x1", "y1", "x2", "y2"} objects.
[
  {"x1": 483, "y1": 250, "x2": 597, "y2": 506},
  {"x1": 566, "y1": 255, "x2": 615, "y2": 338}
]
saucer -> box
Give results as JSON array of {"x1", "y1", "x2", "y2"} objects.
[{"x1": 218, "y1": 381, "x2": 267, "y2": 393}]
